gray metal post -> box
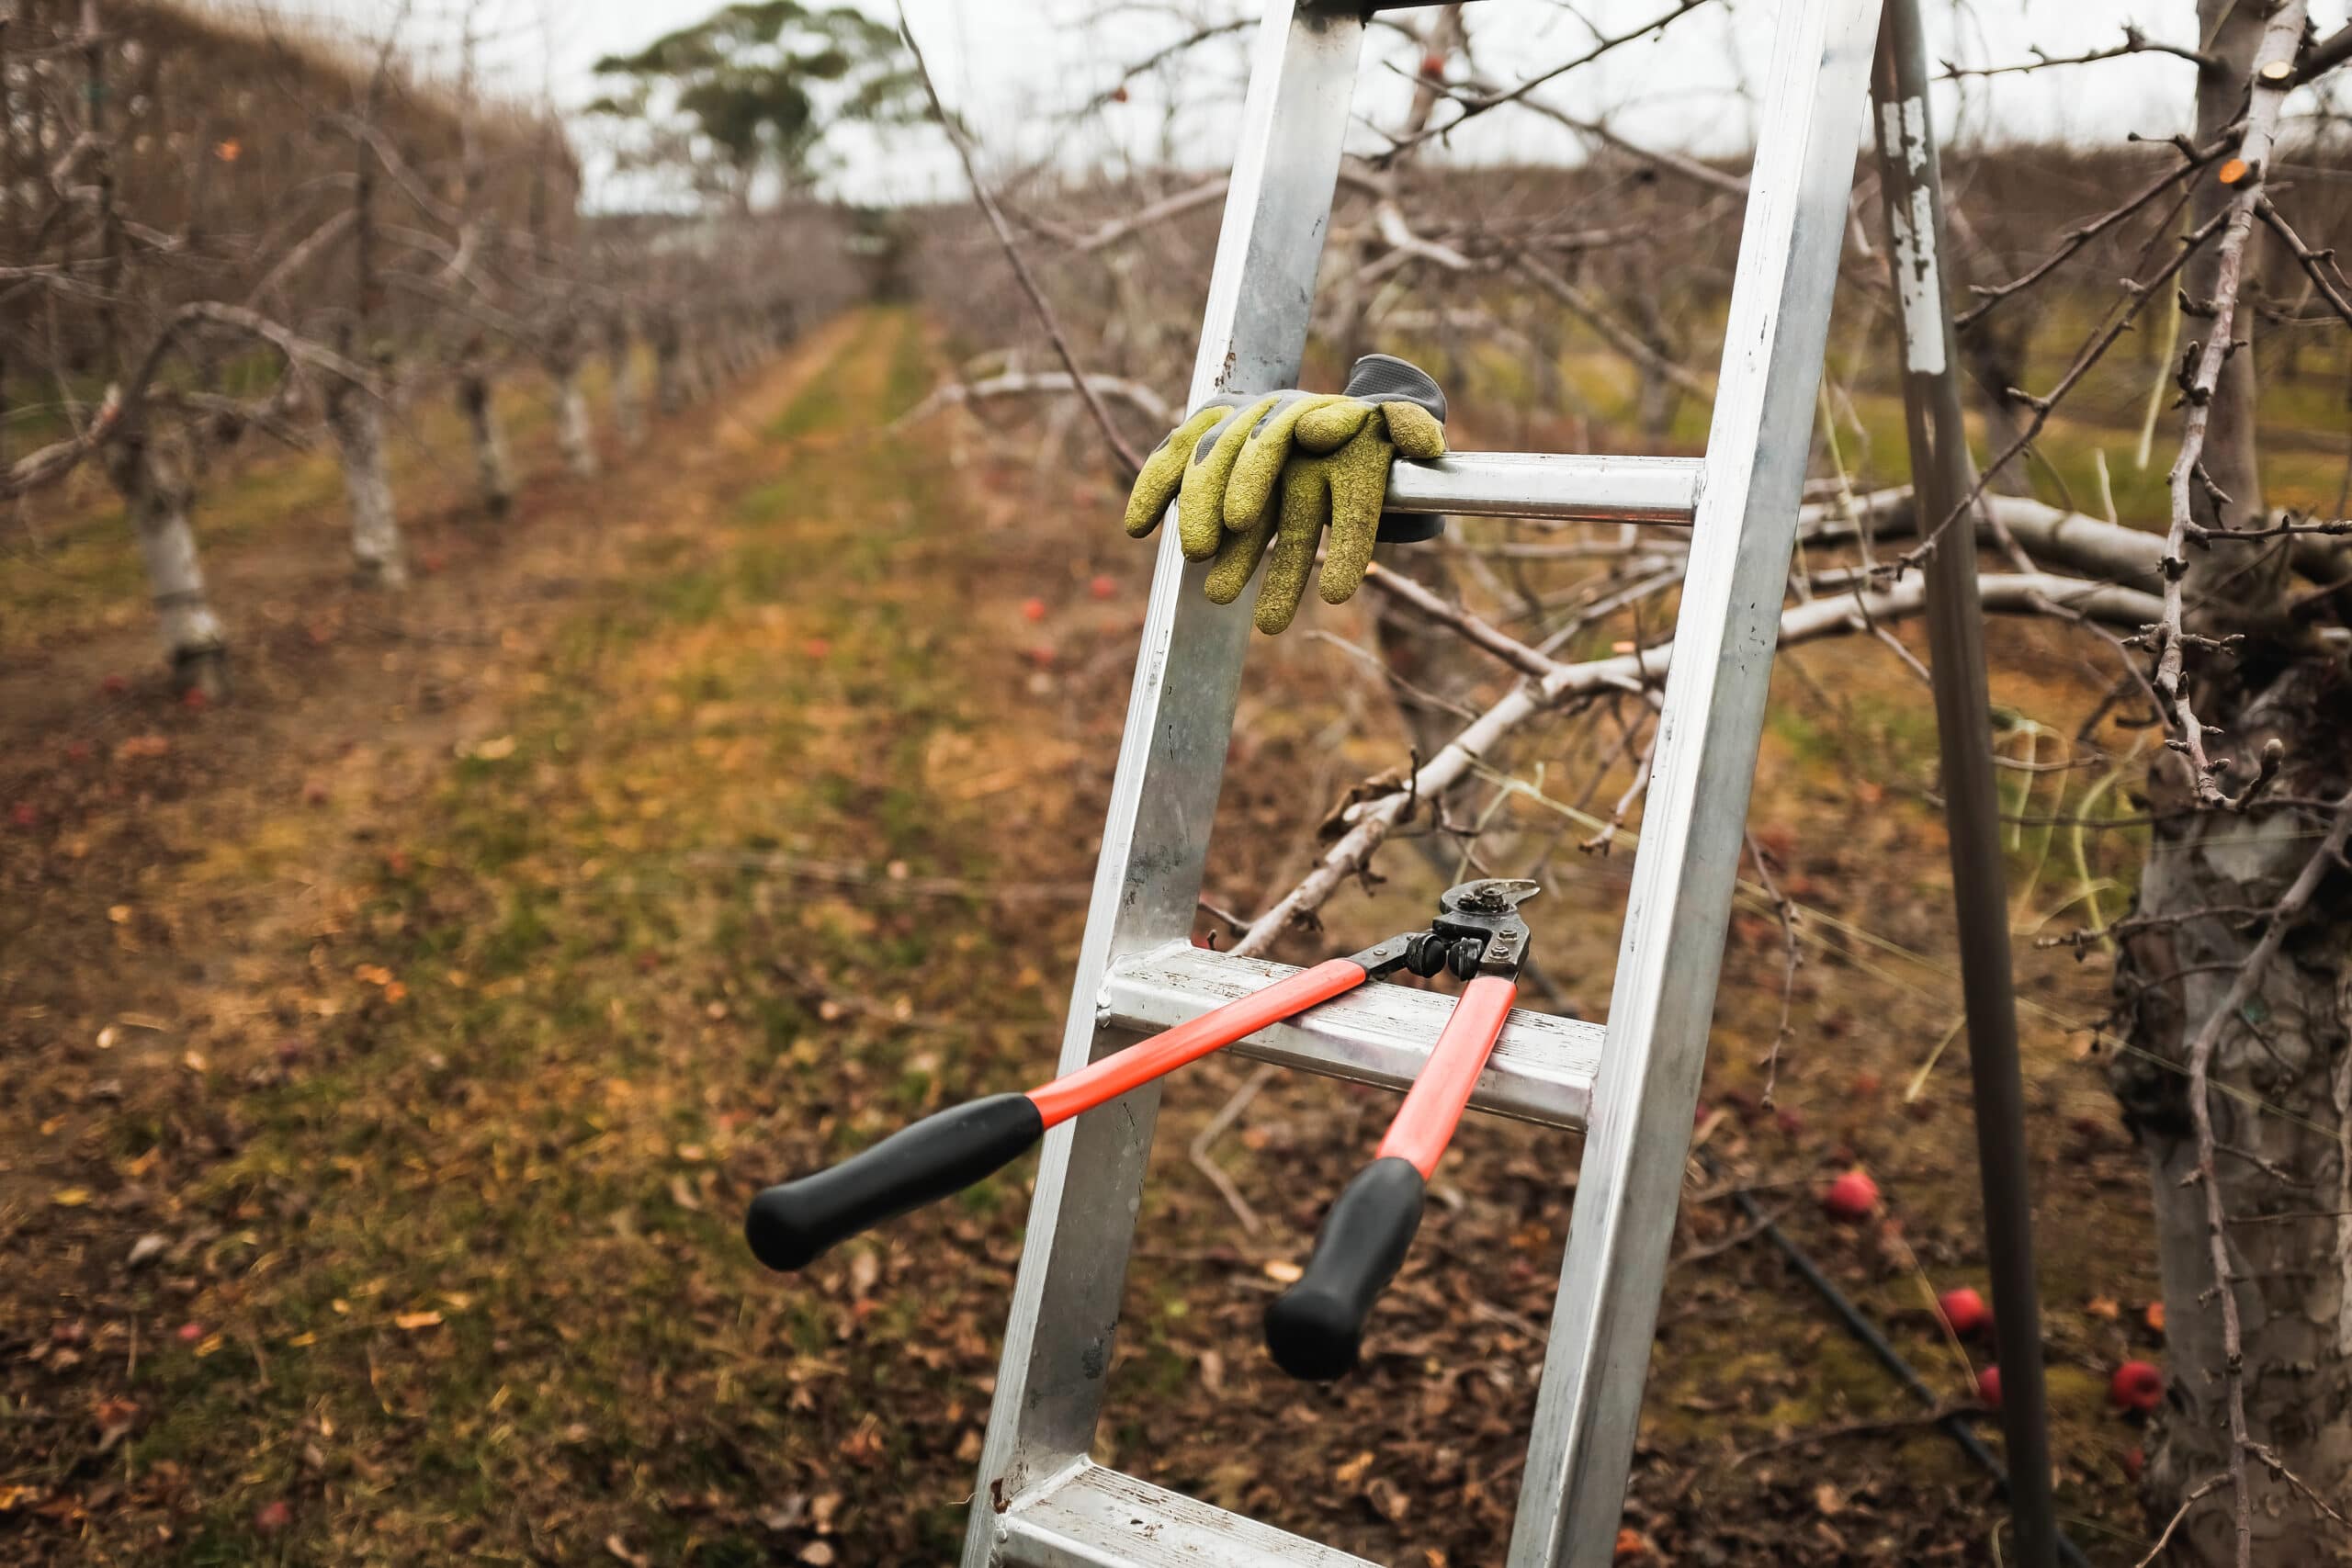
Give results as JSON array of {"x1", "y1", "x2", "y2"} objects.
[{"x1": 1869, "y1": 6, "x2": 2060, "y2": 1565}]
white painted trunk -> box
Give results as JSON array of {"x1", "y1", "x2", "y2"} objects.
[
  {"x1": 457, "y1": 369, "x2": 514, "y2": 518},
  {"x1": 106, "y1": 434, "x2": 228, "y2": 695},
  {"x1": 610, "y1": 331, "x2": 647, "y2": 448},
  {"x1": 328, "y1": 387, "x2": 406, "y2": 589},
  {"x1": 554, "y1": 367, "x2": 598, "y2": 479}
]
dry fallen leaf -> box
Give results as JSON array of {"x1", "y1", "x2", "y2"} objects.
[
  {"x1": 93, "y1": 1397, "x2": 141, "y2": 1450},
  {"x1": 393, "y1": 1310, "x2": 444, "y2": 1332},
  {"x1": 1263, "y1": 1259, "x2": 1304, "y2": 1284},
  {"x1": 2144, "y1": 1301, "x2": 2165, "y2": 1332},
  {"x1": 2086, "y1": 1297, "x2": 2120, "y2": 1322}
]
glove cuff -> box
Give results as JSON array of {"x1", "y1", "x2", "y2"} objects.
[{"x1": 1342, "y1": 354, "x2": 1446, "y2": 423}]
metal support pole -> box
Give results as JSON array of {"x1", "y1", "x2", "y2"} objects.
[{"x1": 1869, "y1": 6, "x2": 2060, "y2": 1565}]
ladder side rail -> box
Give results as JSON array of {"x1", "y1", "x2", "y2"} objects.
[
  {"x1": 1505, "y1": 2, "x2": 1887, "y2": 1563},
  {"x1": 962, "y1": 6, "x2": 1369, "y2": 1562}
]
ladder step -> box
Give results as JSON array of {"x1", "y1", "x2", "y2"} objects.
[
  {"x1": 1099, "y1": 943, "x2": 1600, "y2": 1131},
  {"x1": 1385, "y1": 452, "x2": 1702, "y2": 525},
  {"x1": 997, "y1": 1462, "x2": 1379, "y2": 1567}
]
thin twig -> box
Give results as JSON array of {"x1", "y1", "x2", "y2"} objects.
[{"x1": 899, "y1": 10, "x2": 1145, "y2": 479}]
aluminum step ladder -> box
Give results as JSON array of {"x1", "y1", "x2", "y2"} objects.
[{"x1": 962, "y1": 2, "x2": 1886, "y2": 1562}]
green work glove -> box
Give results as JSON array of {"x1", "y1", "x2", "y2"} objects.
[
  {"x1": 1204, "y1": 355, "x2": 1447, "y2": 633},
  {"x1": 1124, "y1": 355, "x2": 1447, "y2": 569},
  {"x1": 1122, "y1": 392, "x2": 1252, "y2": 558}
]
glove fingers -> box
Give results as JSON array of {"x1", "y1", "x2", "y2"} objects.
[
  {"x1": 1320, "y1": 431, "x2": 1393, "y2": 605},
  {"x1": 1380, "y1": 401, "x2": 1447, "y2": 461},
  {"x1": 1256, "y1": 461, "x2": 1329, "y2": 636},
  {"x1": 1204, "y1": 502, "x2": 1278, "y2": 605},
  {"x1": 1124, "y1": 405, "x2": 1226, "y2": 538},
  {"x1": 1293, "y1": 399, "x2": 1374, "y2": 454},
  {"x1": 1227, "y1": 393, "x2": 1342, "y2": 528},
  {"x1": 1179, "y1": 396, "x2": 1275, "y2": 558}
]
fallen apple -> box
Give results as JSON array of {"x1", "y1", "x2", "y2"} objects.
[
  {"x1": 1939, "y1": 1286, "x2": 1992, "y2": 1339},
  {"x1": 1822, "y1": 1168, "x2": 1879, "y2": 1221},
  {"x1": 1976, "y1": 1363, "x2": 2001, "y2": 1410},
  {"x1": 2109, "y1": 1359, "x2": 2164, "y2": 1415}
]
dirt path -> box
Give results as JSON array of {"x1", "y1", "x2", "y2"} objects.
[{"x1": 1, "y1": 306, "x2": 2164, "y2": 1565}]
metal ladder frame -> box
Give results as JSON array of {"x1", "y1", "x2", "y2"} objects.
[{"x1": 955, "y1": 2, "x2": 1953, "y2": 1562}]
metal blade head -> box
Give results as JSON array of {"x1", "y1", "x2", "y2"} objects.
[{"x1": 1440, "y1": 878, "x2": 1542, "y2": 915}]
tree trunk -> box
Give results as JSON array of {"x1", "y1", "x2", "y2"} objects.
[
  {"x1": 549, "y1": 347, "x2": 598, "y2": 479},
  {"x1": 652, "y1": 312, "x2": 685, "y2": 416},
  {"x1": 106, "y1": 428, "x2": 228, "y2": 696},
  {"x1": 680, "y1": 319, "x2": 712, "y2": 405},
  {"x1": 326, "y1": 381, "x2": 405, "y2": 589},
  {"x1": 2109, "y1": 2, "x2": 2352, "y2": 1555},
  {"x1": 2112, "y1": 670, "x2": 2352, "y2": 1562},
  {"x1": 607, "y1": 315, "x2": 646, "y2": 449},
  {"x1": 456, "y1": 366, "x2": 513, "y2": 518}
]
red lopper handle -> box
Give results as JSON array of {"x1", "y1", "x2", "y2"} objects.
[
  {"x1": 1027, "y1": 957, "x2": 1369, "y2": 1127},
  {"x1": 1375, "y1": 973, "x2": 1518, "y2": 1176}
]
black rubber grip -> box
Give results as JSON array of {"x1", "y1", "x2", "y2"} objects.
[
  {"x1": 744, "y1": 1093, "x2": 1044, "y2": 1272},
  {"x1": 1263, "y1": 1156, "x2": 1427, "y2": 1381}
]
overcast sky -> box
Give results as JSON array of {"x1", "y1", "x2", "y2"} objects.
[{"x1": 237, "y1": 0, "x2": 2352, "y2": 205}]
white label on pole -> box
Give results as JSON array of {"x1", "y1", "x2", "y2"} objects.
[{"x1": 1878, "y1": 96, "x2": 1947, "y2": 376}]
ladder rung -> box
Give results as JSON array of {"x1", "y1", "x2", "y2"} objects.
[
  {"x1": 1099, "y1": 943, "x2": 1599, "y2": 1131},
  {"x1": 997, "y1": 1462, "x2": 1378, "y2": 1567},
  {"x1": 1386, "y1": 452, "x2": 1702, "y2": 525}
]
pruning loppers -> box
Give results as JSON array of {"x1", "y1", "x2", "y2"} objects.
[{"x1": 742, "y1": 877, "x2": 1541, "y2": 1380}]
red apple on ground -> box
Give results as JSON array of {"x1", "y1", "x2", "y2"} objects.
[
  {"x1": 1977, "y1": 1364, "x2": 2002, "y2": 1410},
  {"x1": 1089, "y1": 574, "x2": 1117, "y2": 601},
  {"x1": 1021, "y1": 596, "x2": 1047, "y2": 622},
  {"x1": 2109, "y1": 1359, "x2": 2164, "y2": 1415},
  {"x1": 1822, "y1": 1168, "x2": 1879, "y2": 1221},
  {"x1": 1939, "y1": 1286, "x2": 1992, "y2": 1339}
]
